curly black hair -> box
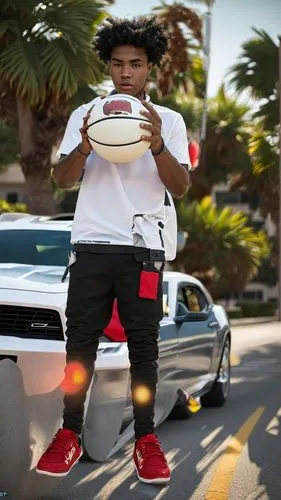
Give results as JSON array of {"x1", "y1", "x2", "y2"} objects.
[{"x1": 94, "y1": 17, "x2": 168, "y2": 66}]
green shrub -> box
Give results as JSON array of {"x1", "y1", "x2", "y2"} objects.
[
  {"x1": 237, "y1": 300, "x2": 276, "y2": 317},
  {"x1": 0, "y1": 200, "x2": 27, "y2": 213},
  {"x1": 227, "y1": 310, "x2": 243, "y2": 319}
]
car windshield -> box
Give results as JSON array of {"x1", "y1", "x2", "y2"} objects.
[{"x1": 0, "y1": 229, "x2": 72, "y2": 266}]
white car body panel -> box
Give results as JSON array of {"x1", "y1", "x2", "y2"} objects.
[{"x1": 0, "y1": 217, "x2": 230, "y2": 462}]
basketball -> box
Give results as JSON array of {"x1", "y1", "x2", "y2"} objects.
[{"x1": 87, "y1": 94, "x2": 152, "y2": 163}]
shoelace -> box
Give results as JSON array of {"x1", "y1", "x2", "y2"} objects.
[
  {"x1": 45, "y1": 431, "x2": 76, "y2": 458},
  {"x1": 139, "y1": 439, "x2": 168, "y2": 466}
]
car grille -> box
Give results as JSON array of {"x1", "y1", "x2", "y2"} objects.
[{"x1": 0, "y1": 305, "x2": 64, "y2": 341}]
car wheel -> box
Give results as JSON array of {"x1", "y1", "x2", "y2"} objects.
[{"x1": 201, "y1": 338, "x2": 231, "y2": 407}]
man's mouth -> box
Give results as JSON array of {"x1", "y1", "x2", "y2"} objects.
[{"x1": 120, "y1": 83, "x2": 133, "y2": 88}]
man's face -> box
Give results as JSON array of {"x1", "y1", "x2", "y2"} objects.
[{"x1": 109, "y1": 45, "x2": 152, "y2": 98}]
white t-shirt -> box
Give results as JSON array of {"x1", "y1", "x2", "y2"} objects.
[{"x1": 57, "y1": 94, "x2": 190, "y2": 261}]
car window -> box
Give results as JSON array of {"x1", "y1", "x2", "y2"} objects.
[
  {"x1": 176, "y1": 288, "x2": 189, "y2": 316},
  {"x1": 176, "y1": 284, "x2": 208, "y2": 314},
  {"x1": 0, "y1": 229, "x2": 72, "y2": 266},
  {"x1": 183, "y1": 286, "x2": 208, "y2": 312}
]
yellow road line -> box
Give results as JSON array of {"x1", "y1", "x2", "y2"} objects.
[
  {"x1": 230, "y1": 354, "x2": 240, "y2": 367},
  {"x1": 205, "y1": 406, "x2": 265, "y2": 500}
]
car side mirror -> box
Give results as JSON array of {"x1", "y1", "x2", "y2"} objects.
[{"x1": 174, "y1": 311, "x2": 210, "y2": 324}]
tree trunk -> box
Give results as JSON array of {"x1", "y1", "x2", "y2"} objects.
[
  {"x1": 16, "y1": 98, "x2": 57, "y2": 215},
  {"x1": 22, "y1": 168, "x2": 57, "y2": 215}
]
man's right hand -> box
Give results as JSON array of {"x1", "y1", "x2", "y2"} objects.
[{"x1": 79, "y1": 106, "x2": 94, "y2": 155}]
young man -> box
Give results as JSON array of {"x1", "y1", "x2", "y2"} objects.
[{"x1": 36, "y1": 16, "x2": 191, "y2": 484}]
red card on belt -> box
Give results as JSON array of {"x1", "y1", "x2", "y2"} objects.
[{"x1": 139, "y1": 270, "x2": 159, "y2": 300}]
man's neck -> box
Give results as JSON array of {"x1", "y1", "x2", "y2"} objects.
[{"x1": 134, "y1": 90, "x2": 146, "y2": 100}]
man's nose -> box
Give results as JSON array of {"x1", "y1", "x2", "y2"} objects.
[{"x1": 121, "y1": 66, "x2": 132, "y2": 78}]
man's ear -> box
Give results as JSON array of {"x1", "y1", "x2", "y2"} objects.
[{"x1": 148, "y1": 62, "x2": 153, "y2": 73}]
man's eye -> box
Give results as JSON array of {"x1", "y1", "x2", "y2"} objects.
[{"x1": 133, "y1": 64, "x2": 141, "y2": 68}]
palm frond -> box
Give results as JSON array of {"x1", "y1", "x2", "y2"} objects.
[
  {"x1": 175, "y1": 196, "x2": 269, "y2": 295},
  {"x1": 253, "y1": 98, "x2": 279, "y2": 131},
  {"x1": 0, "y1": 0, "x2": 108, "y2": 106},
  {"x1": 153, "y1": 2, "x2": 203, "y2": 96},
  {"x1": 42, "y1": 37, "x2": 104, "y2": 100},
  {"x1": 0, "y1": 39, "x2": 45, "y2": 104},
  {"x1": 249, "y1": 130, "x2": 279, "y2": 177},
  {"x1": 228, "y1": 28, "x2": 279, "y2": 100}
]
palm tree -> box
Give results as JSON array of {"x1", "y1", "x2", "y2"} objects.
[
  {"x1": 231, "y1": 126, "x2": 279, "y2": 262},
  {"x1": 150, "y1": 83, "x2": 252, "y2": 199},
  {"x1": 189, "y1": 85, "x2": 252, "y2": 199},
  {"x1": 0, "y1": 0, "x2": 112, "y2": 214},
  {"x1": 228, "y1": 29, "x2": 279, "y2": 256},
  {"x1": 149, "y1": 86, "x2": 202, "y2": 132},
  {"x1": 153, "y1": 2, "x2": 203, "y2": 96},
  {"x1": 229, "y1": 29, "x2": 279, "y2": 132},
  {"x1": 174, "y1": 196, "x2": 269, "y2": 299}
]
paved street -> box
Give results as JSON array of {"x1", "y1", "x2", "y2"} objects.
[{"x1": 1, "y1": 322, "x2": 281, "y2": 500}]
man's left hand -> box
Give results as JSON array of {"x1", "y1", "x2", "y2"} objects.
[{"x1": 140, "y1": 100, "x2": 163, "y2": 155}]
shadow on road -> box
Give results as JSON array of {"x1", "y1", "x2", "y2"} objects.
[
  {"x1": 1, "y1": 340, "x2": 281, "y2": 500},
  {"x1": 0, "y1": 359, "x2": 64, "y2": 500},
  {"x1": 233, "y1": 342, "x2": 281, "y2": 500}
]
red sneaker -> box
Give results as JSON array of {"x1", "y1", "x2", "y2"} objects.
[
  {"x1": 36, "y1": 428, "x2": 82, "y2": 477},
  {"x1": 133, "y1": 434, "x2": 170, "y2": 484}
]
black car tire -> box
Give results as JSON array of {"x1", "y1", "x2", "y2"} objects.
[
  {"x1": 201, "y1": 338, "x2": 231, "y2": 407},
  {"x1": 168, "y1": 402, "x2": 193, "y2": 419}
]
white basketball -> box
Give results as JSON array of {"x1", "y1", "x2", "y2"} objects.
[{"x1": 87, "y1": 94, "x2": 152, "y2": 163}]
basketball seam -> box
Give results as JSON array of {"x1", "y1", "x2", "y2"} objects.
[
  {"x1": 103, "y1": 95, "x2": 141, "y2": 104},
  {"x1": 87, "y1": 137, "x2": 146, "y2": 147},
  {"x1": 88, "y1": 116, "x2": 150, "y2": 127}
]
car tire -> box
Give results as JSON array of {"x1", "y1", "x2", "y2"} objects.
[
  {"x1": 201, "y1": 338, "x2": 231, "y2": 407},
  {"x1": 168, "y1": 403, "x2": 192, "y2": 419}
]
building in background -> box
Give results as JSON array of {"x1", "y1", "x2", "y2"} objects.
[
  {"x1": 212, "y1": 182, "x2": 278, "y2": 307},
  {"x1": 0, "y1": 164, "x2": 26, "y2": 203}
]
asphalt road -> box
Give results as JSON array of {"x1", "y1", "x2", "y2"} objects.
[{"x1": 1, "y1": 321, "x2": 281, "y2": 500}]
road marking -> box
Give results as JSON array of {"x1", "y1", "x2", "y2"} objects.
[
  {"x1": 230, "y1": 354, "x2": 240, "y2": 366},
  {"x1": 205, "y1": 406, "x2": 265, "y2": 500}
]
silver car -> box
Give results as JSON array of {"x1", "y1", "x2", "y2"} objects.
[{"x1": 0, "y1": 215, "x2": 231, "y2": 464}]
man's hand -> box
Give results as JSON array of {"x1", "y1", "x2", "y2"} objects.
[
  {"x1": 139, "y1": 100, "x2": 163, "y2": 155},
  {"x1": 78, "y1": 105, "x2": 95, "y2": 155}
]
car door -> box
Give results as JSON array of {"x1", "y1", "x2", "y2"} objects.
[
  {"x1": 155, "y1": 280, "x2": 180, "y2": 419},
  {"x1": 175, "y1": 282, "x2": 218, "y2": 388}
]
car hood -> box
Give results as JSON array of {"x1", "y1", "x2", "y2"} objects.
[{"x1": 0, "y1": 263, "x2": 67, "y2": 293}]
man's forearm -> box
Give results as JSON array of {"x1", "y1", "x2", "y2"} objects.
[
  {"x1": 153, "y1": 145, "x2": 190, "y2": 197},
  {"x1": 52, "y1": 146, "x2": 88, "y2": 188}
]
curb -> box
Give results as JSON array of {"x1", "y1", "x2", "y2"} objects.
[{"x1": 230, "y1": 316, "x2": 279, "y2": 326}]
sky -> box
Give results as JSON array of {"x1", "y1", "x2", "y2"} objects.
[{"x1": 108, "y1": 0, "x2": 281, "y2": 97}]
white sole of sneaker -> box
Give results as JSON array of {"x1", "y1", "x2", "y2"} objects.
[
  {"x1": 134, "y1": 463, "x2": 170, "y2": 484},
  {"x1": 36, "y1": 450, "x2": 83, "y2": 477}
]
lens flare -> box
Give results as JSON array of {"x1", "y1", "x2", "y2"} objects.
[
  {"x1": 133, "y1": 385, "x2": 152, "y2": 405},
  {"x1": 187, "y1": 396, "x2": 201, "y2": 413},
  {"x1": 60, "y1": 361, "x2": 87, "y2": 395}
]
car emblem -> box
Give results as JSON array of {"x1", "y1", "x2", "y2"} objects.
[{"x1": 31, "y1": 323, "x2": 48, "y2": 328}]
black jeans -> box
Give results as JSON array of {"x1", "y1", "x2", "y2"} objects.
[{"x1": 62, "y1": 250, "x2": 163, "y2": 439}]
